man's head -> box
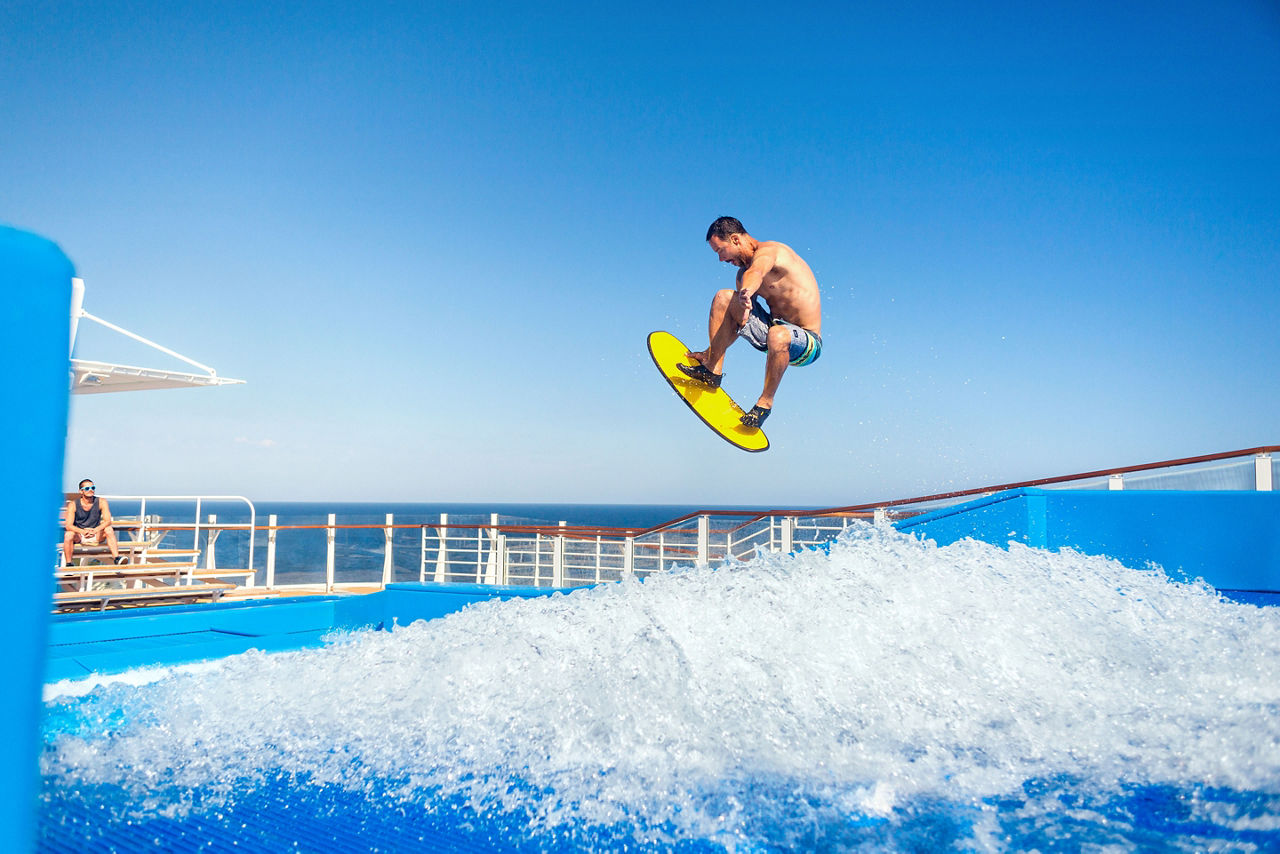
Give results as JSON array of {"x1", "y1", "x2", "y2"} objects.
[
  {"x1": 78, "y1": 479, "x2": 95, "y2": 495},
  {"x1": 706, "y1": 216, "x2": 752, "y2": 268},
  {"x1": 706, "y1": 216, "x2": 746, "y2": 243}
]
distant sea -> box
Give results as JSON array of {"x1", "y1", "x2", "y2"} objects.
[{"x1": 108, "y1": 500, "x2": 797, "y2": 529}]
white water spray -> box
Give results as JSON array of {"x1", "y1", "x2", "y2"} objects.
[{"x1": 42, "y1": 524, "x2": 1280, "y2": 847}]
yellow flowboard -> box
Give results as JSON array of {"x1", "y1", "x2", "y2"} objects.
[{"x1": 647, "y1": 330, "x2": 769, "y2": 453}]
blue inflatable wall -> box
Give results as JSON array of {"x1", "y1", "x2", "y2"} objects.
[
  {"x1": 895, "y1": 488, "x2": 1280, "y2": 593},
  {"x1": 45, "y1": 583, "x2": 567, "y2": 681},
  {"x1": 0, "y1": 228, "x2": 72, "y2": 849}
]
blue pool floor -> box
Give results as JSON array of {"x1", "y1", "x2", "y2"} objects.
[{"x1": 38, "y1": 772, "x2": 1280, "y2": 852}]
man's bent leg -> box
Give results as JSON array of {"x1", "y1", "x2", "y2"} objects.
[
  {"x1": 62, "y1": 531, "x2": 76, "y2": 566},
  {"x1": 689, "y1": 289, "x2": 743, "y2": 373},
  {"x1": 755, "y1": 324, "x2": 793, "y2": 410},
  {"x1": 103, "y1": 526, "x2": 119, "y2": 560}
]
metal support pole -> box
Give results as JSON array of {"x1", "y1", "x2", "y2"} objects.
[
  {"x1": 382, "y1": 513, "x2": 394, "y2": 586},
  {"x1": 206, "y1": 514, "x2": 217, "y2": 569},
  {"x1": 483, "y1": 513, "x2": 499, "y2": 585},
  {"x1": 326, "y1": 513, "x2": 336, "y2": 592},
  {"x1": 419, "y1": 525, "x2": 427, "y2": 583},
  {"x1": 496, "y1": 533, "x2": 507, "y2": 585},
  {"x1": 1257, "y1": 454, "x2": 1273, "y2": 491},
  {"x1": 623, "y1": 537, "x2": 635, "y2": 580},
  {"x1": 697, "y1": 515, "x2": 709, "y2": 565},
  {"x1": 435, "y1": 514, "x2": 448, "y2": 583},
  {"x1": 780, "y1": 517, "x2": 794, "y2": 554},
  {"x1": 266, "y1": 514, "x2": 277, "y2": 588},
  {"x1": 1109, "y1": 474, "x2": 1124, "y2": 490},
  {"x1": 246, "y1": 506, "x2": 256, "y2": 585},
  {"x1": 553, "y1": 521, "x2": 565, "y2": 587}
]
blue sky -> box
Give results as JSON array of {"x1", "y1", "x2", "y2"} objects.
[{"x1": 5, "y1": 1, "x2": 1278, "y2": 504}]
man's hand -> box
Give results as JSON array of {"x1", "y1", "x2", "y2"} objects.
[{"x1": 735, "y1": 288, "x2": 754, "y2": 327}]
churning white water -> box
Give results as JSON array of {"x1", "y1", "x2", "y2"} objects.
[{"x1": 41, "y1": 524, "x2": 1280, "y2": 849}]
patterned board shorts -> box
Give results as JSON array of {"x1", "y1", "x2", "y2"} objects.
[{"x1": 738, "y1": 299, "x2": 823, "y2": 366}]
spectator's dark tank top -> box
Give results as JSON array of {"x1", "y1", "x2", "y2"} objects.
[{"x1": 73, "y1": 496, "x2": 101, "y2": 528}]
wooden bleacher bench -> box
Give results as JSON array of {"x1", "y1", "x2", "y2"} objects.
[
  {"x1": 189, "y1": 568, "x2": 255, "y2": 580},
  {"x1": 54, "y1": 501, "x2": 257, "y2": 610},
  {"x1": 55, "y1": 561, "x2": 199, "y2": 592},
  {"x1": 53, "y1": 582, "x2": 235, "y2": 612}
]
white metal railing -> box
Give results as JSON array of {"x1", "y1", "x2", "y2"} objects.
[
  {"x1": 99, "y1": 495, "x2": 257, "y2": 586},
  {"x1": 402, "y1": 512, "x2": 863, "y2": 588},
  {"x1": 95, "y1": 447, "x2": 1275, "y2": 595}
]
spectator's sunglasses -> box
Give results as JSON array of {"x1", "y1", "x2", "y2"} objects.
[{"x1": 80, "y1": 486, "x2": 95, "y2": 491}]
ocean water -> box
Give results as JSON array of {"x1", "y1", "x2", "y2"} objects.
[{"x1": 39, "y1": 524, "x2": 1280, "y2": 851}]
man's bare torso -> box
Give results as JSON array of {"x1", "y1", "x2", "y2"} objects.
[{"x1": 741, "y1": 241, "x2": 822, "y2": 335}]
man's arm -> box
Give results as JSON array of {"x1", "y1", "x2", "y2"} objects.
[
  {"x1": 97, "y1": 498, "x2": 113, "y2": 533},
  {"x1": 64, "y1": 501, "x2": 76, "y2": 532},
  {"x1": 735, "y1": 244, "x2": 779, "y2": 314}
]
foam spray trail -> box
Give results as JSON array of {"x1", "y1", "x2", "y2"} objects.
[{"x1": 41, "y1": 524, "x2": 1280, "y2": 850}]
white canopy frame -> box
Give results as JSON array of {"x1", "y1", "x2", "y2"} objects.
[{"x1": 68, "y1": 277, "x2": 245, "y2": 394}]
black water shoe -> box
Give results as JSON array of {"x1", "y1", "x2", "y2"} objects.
[
  {"x1": 741, "y1": 405, "x2": 771, "y2": 428},
  {"x1": 677, "y1": 362, "x2": 722, "y2": 389}
]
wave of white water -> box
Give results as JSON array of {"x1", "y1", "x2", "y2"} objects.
[{"x1": 41, "y1": 524, "x2": 1280, "y2": 848}]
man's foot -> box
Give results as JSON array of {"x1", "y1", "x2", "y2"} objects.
[
  {"x1": 677, "y1": 361, "x2": 723, "y2": 389},
  {"x1": 115, "y1": 555, "x2": 129, "y2": 565},
  {"x1": 741, "y1": 404, "x2": 771, "y2": 428}
]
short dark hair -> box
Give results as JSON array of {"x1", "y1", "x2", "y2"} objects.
[
  {"x1": 78, "y1": 478, "x2": 94, "y2": 488},
  {"x1": 706, "y1": 216, "x2": 746, "y2": 242}
]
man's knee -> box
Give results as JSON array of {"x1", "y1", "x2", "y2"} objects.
[
  {"x1": 766, "y1": 325, "x2": 792, "y2": 351},
  {"x1": 712, "y1": 289, "x2": 736, "y2": 310}
]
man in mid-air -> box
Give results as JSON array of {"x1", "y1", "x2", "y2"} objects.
[{"x1": 681, "y1": 216, "x2": 823, "y2": 428}]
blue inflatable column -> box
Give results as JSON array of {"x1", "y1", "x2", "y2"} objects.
[{"x1": 0, "y1": 228, "x2": 72, "y2": 849}]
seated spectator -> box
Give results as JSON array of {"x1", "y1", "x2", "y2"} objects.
[{"x1": 63, "y1": 479, "x2": 124, "y2": 566}]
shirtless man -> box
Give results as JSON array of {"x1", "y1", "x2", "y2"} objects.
[
  {"x1": 682, "y1": 217, "x2": 823, "y2": 428},
  {"x1": 62, "y1": 479, "x2": 123, "y2": 566}
]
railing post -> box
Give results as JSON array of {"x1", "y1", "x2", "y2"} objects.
[
  {"x1": 246, "y1": 506, "x2": 256, "y2": 586},
  {"x1": 1109, "y1": 474, "x2": 1125, "y2": 490},
  {"x1": 382, "y1": 513, "x2": 394, "y2": 587},
  {"x1": 697, "y1": 515, "x2": 709, "y2": 565},
  {"x1": 419, "y1": 525, "x2": 427, "y2": 583},
  {"x1": 874, "y1": 508, "x2": 888, "y2": 526},
  {"x1": 266, "y1": 514, "x2": 277, "y2": 588},
  {"x1": 552, "y1": 521, "x2": 565, "y2": 587},
  {"x1": 623, "y1": 536, "x2": 635, "y2": 580},
  {"x1": 533, "y1": 532, "x2": 542, "y2": 584},
  {"x1": 326, "y1": 513, "x2": 336, "y2": 592},
  {"x1": 435, "y1": 514, "x2": 448, "y2": 583},
  {"x1": 482, "y1": 513, "x2": 499, "y2": 585},
  {"x1": 780, "y1": 516, "x2": 794, "y2": 554},
  {"x1": 194, "y1": 497, "x2": 202, "y2": 554},
  {"x1": 496, "y1": 533, "x2": 508, "y2": 585},
  {"x1": 206, "y1": 514, "x2": 217, "y2": 569},
  {"x1": 1257, "y1": 454, "x2": 1273, "y2": 491}
]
